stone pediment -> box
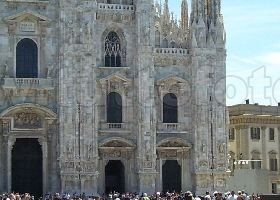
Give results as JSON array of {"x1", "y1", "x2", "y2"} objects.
[
  {"x1": 99, "y1": 74, "x2": 131, "y2": 93},
  {"x1": 157, "y1": 138, "x2": 191, "y2": 148},
  {"x1": 5, "y1": 10, "x2": 50, "y2": 24},
  {"x1": 99, "y1": 137, "x2": 135, "y2": 148},
  {"x1": 157, "y1": 75, "x2": 187, "y2": 86},
  {"x1": 99, "y1": 74, "x2": 131, "y2": 84}
]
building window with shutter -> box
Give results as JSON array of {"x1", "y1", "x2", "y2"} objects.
[
  {"x1": 251, "y1": 150, "x2": 261, "y2": 169},
  {"x1": 269, "y1": 151, "x2": 278, "y2": 171},
  {"x1": 272, "y1": 183, "x2": 277, "y2": 194},
  {"x1": 269, "y1": 128, "x2": 275, "y2": 141},
  {"x1": 229, "y1": 128, "x2": 235, "y2": 141},
  {"x1": 251, "y1": 127, "x2": 260, "y2": 140}
]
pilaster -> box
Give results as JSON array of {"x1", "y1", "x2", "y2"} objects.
[
  {"x1": 261, "y1": 126, "x2": 267, "y2": 169},
  {"x1": 136, "y1": 0, "x2": 157, "y2": 194}
]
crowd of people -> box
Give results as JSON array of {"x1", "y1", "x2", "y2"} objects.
[{"x1": 0, "y1": 191, "x2": 264, "y2": 200}]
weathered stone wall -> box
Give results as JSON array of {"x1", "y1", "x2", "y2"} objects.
[{"x1": 0, "y1": 0, "x2": 227, "y2": 195}]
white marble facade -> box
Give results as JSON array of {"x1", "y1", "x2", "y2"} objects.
[{"x1": 0, "y1": 0, "x2": 228, "y2": 196}]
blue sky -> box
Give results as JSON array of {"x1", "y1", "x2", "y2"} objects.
[{"x1": 169, "y1": 0, "x2": 280, "y2": 106}]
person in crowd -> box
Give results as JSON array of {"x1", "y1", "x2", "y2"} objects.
[
  {"x1": 204, "y1": 191, "x2": 211, "y2": 200},
  {"x1": 227, "y1": 191, "x2": 238, "y2": 200}
]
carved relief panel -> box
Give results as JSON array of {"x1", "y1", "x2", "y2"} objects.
[{"x1": 13, "y1": 112, "x2": 43, "y2": 129}]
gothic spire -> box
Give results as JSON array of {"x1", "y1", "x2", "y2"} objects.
[
  {"x1": 162, "y1": 0, "x2": 170, "y2": 26},
  {"x1": 190, "y1": 0, "x2": 223, "y2": 26},
  {"x1": 180, "y1": 0, "x2": 189, "y2": 31}
]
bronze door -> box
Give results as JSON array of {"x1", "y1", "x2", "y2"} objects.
[
  {"x1": 105, "y1": 160, "x2": 125, "y2": 194},
  {"x1": 162, "y1": 160, "x2": 181, "y2": 193},
  {"x1": 12, "y1": 138, "x2": 43, "y2": 198}
]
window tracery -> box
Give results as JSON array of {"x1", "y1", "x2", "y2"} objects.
[{"x1": 104, "y1": 31, "x2": 123, "y2": 67}]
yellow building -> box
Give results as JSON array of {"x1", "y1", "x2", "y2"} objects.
[{"x1": 228, "y1": 103, "x2": 280, "y2": 194}]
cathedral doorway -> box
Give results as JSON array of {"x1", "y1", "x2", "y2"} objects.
[
  {"x1": 105, "y1": 160, "x2": 125, "y2": 194},
  {"x1": 12, "y1": 138, "x2": 43, "y2": 198},
  {"x1": 162, "y1": 160, "x2": 181, "y2": 193}
]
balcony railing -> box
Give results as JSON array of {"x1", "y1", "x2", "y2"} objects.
[
  {"x1": 3, "y1": 78, "x2": 54, "y2": 90},
  {"x1": 157, "y1": 123, "x2": 183, "y2": 132},
  {"x1": 155, "y1": 48, "x2": 188, "y2": 56},
  {"x1": 107, "y1": 123, "x2": 123, "y2": 129},
  {"x1": 98, "y1": 3, "x2": 134, "y2": 12},
  {"x1": 100, "y1": 122, "x2": 132, "y2": 131}
]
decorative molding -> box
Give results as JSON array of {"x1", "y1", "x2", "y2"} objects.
[
  {"x1": 5, "y1": 10, "x2": 51, "y2": 24},
  {"x1": 230, "y1": 116, "x2": 280, "y2": 125}
]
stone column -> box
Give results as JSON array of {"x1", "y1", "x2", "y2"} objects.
[
  {"x1": 181, "y1": 155, "x2": 191, "y2": 192},
  {"x1": 155, "y1": 158, "x2": 161, "y2": 192},
  {"x1": 97, "y1": 160, "x2": 105, "y2": 195},
  {"x1": 261, "y1": 126, "x2": 267, "y2": 169},
  {"x1": 38, "y1": 137, "x2": 48, "y2": 196},
  {"x1": 237, "y1": 125, "x2": 249, "y2": 168},
  {"x1": 46, "y1": 119, "x2": 59, "y2": 193},
  {"x1": 277, "y1": 127, "x2": 280, "y2": 175},
  {"x1": 7, "y1": 137, "x2": 16, "y2": 193},
  {"x1": 0, "y1": 134, "x2": 2, "y2": 192}
]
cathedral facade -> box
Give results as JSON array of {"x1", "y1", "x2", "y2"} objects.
[{"x1": 0, "y1": 0, "x2": 228, "y2": 197}]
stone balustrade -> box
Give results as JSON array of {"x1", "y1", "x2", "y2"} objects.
[
  {"x1": 155, "y1": 48, "x2": 188, "y2": 56},
  {"x1": 97, "y1": 3, "x2": 134, "y2": 12},
  {"x1": 100, "y1": 122, "x2": 130, "y2": 131},
  {"x1": 157, "y1": 123, "x2": 188, "y2": 133},
  {"x1": 107, "y1": 123, "x2": 123, "y2": 129},
  {"x1": 3, "y1": 78, "x2": 54, "y2": 90}
]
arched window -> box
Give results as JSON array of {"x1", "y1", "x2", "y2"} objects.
[
  {"x1": 170, "y1": 41, "x2": 176, "y2": 48},
  {"x1": 251, "y1": 150, "x2": 261, "y2": 169},
  {"x1": 269, "y1": 151, "x2": 278, "y2": 171},
  {"x1": 163, "y1": 93, "x2": 178, "y2": 123},
  {"x1": 107, "y1": 92, "x2": 122, "y2": 123},
  {"x1": 155, "y1": 30, "x2": 161, "y2": 48},
  {"x1": 16, "y1": 38, "x2": 38, "y2": 78},
  {"x1": 162, "y1": 38, "x2": 168, "y2": 48},
  {"x1": 105, "y1": 32, "x2": 122, "y2": 67}
]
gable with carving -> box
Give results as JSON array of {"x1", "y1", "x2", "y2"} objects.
[{"x1": 4, "y1": 10, "x2": 50, "y2": 34}]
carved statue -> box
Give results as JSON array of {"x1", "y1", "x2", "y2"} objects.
[
  {"x1": 2, "y1": 61, "x2": 9, "y2": 78},
  {"x1": 218, "y1": 143, "x2": 225, "y2": 153},
  {"x1": 201, "y1": 143, "x2": 206, "y2": 153},
  {"x1": 47, "y1": 64, "x2": 54, "y2": 78}
]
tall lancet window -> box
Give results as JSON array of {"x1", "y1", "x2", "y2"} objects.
[
  {"x1": 105, "y1": 31, "x2": 122, "y2": 67},
  {"x1": 16, "y1": 38, "x2": 38, "y2": 78},
  {"x1": 155, "y1": 30, "x2": 161, "y2": 48}
]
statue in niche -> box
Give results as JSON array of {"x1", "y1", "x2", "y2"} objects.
[
  {"x1": 47, "y1": 63, "x2": 54, "y2": 78},
  {"x1": 218, "y1": 142, "x2": 225, "y2": 154},
  {"x1": 65, "y1": 141, "x2": 74, "y2": 159},
  {"x1": 86, "y1": 143, "x2": 92, "y2": 160},
  {"x1": 1, "y1": 61, "x2": 9, "y2": 78},
  {"x1": 201, "y1": 143, "x2": 206, "y2": 153}
]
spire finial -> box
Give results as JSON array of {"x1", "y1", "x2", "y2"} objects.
[{"x1": 180, "y1": 0, "x2": 189, "y2": 30}]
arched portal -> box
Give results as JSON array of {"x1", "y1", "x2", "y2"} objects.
[
  {"x1": 12, "y1": 138, "x2": 42, "y2": 198},
  {"x1": 105, "y1": 160, "x2": 125, "y2": 194},
  {"x1": 162, "y1": 160, "x2": 181, "y2": 193}
]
